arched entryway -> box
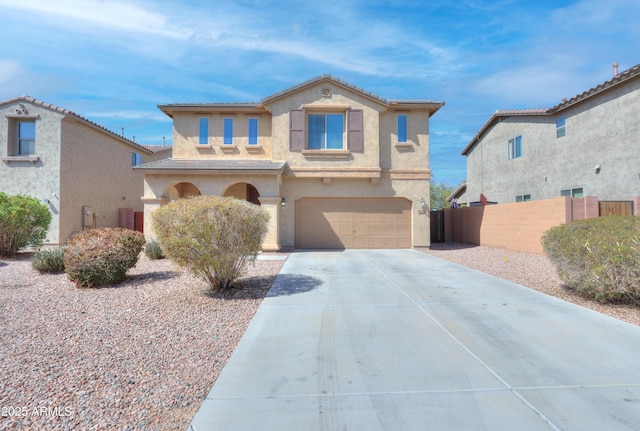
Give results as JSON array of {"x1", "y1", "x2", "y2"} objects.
[
  {"x1": 223, "y1": 182, "x2": 261, "y2": 206},
  {"x1": 164, "y1": 182, "x2": 201, "y2": 201}
]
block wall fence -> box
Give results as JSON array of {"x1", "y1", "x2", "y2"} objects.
[{"x1": 442, "y1": 196, "x2": 639, "y2": 254}]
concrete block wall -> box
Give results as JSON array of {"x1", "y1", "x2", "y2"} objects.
[{"x1": 444, "y1": 196, "x2": 577, "y2": 254}]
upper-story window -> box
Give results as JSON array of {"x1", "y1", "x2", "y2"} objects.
[
  {"x1": 198, "y1": 117, "x2": 209, "y2": 145},
  {"x1": 248, "y1": 118, "x2": 258, "y2": 145},
  {"x1": 130, "y1": 152, "x2": 142, "y2": 167},
  {"x1": 18, "y1": 121, "x2": 36, "y2": 155},
  {"x1": 223, "y1": 118, "x2": 234, "y2": 145},
  {"x1": 397, "y1": 114, "x2": 408, "y2": 143},
  {"x1": 556, "y1": 117, "x2": 566, "y2": 138},
  {"x1": 516, "y1": 194, "x2": 531, "y2": 202},
  {"x1": 308, "y1": 113, "x2": 344, "y2": 150},
  {"x1": 508, "y1": 135, "x2": 522, "y2": 159}
]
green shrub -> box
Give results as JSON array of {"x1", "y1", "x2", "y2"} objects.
[
  {"x1": 64, "y1": 228, "x2": 145, "y2": 288},
  {"x1": 32, "y1": 248, "x2": 65, "y2": 273},
  {"x1": 542, "y1": 216, "x2": 640, "y2": 304},
  {"x1": 0, "y1": 192, "x2": 51, "y2": 256},
  {"x1": 152, "y1": 196, "x2": 269, "y2": 291},
  {"x1": 145, "y1": 240, "x2": 165, "y2": 260}
]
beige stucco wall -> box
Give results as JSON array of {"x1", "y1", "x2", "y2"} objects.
[
  {"x1": 58, "y1": 117, "x2": 151, "y2": 243},
  {"x1": 0, "y1": 102, "x2": 65, "y2": 243},
  {"x1": 172, "y1": 112, "x2": 272, "y2": 160}
]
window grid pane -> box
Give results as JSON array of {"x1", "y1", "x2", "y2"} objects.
[
  {"x1": 198, "y1": 118, "x2": 209, "y2": 145},
  {"x1": 248, "y1": 118, "x2": 258, "y2": 145},
  {"x1": 397, "y1": 114, "x2": 408, "y2": 143},
  {"x1": 326, "y1": 114, "x2": 343, "y2": 149},
  {"x1": 307, "y1": 114, "x2": 324, "y2": 149},
  {"x1": 224, "y1": 118, "x2": 234, "y2": 145}
]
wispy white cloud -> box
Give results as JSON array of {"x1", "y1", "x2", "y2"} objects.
[{"x1": 0, "y1": 0, "x2": 187, "y2": 38}]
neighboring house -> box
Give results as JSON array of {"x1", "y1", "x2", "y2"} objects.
[
  {"x1": 135, "y1": 75, "x2": 444, "y2": 250},
  {"x1": 461, "y1": 63, "x2": 640, "y2": 206},
  {"x1": 0, "y1": 96, "x2": 170, "y2": 245}
]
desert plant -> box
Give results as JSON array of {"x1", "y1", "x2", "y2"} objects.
[
  {"x1": 152, "y1": 196, "x2": 269, "y2": 291},
  {"x1": 64, "y1": 228, "x2": 145, "y2": 288},
  {"x1": 0, "y1": 192, "x2": 51, "y2": 256},
  {"x1": 542, "y1": 216, "x2": 640, "y2": 304},
  {"x1": 32, "y1": 248, "x2": 65, "y2": 273},
  {"x1": 145, "y1": 240, "x2": 165, "y2": 259}
]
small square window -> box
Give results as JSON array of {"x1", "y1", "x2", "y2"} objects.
[{"x1": 516, "y1": 194, "x2": 531, "y2": 202}]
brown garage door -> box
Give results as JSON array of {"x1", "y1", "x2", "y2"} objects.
[{"x1": 295, "y1": 198, "x2": 412, "y2": 249}]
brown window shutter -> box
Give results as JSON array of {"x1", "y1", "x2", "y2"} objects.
[
  {"x1": 289, "y1": 109, "x2": 305, "y2": 151},
  {"x1": 347, "y1": 109, "x2": 364, "y2": 152}
]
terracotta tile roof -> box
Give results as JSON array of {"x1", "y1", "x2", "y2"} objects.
[
  {"x1": 461, "y1": 63, "x2": 640, "y2": 156},
  {"x1": 0, "y1": 95, "x2": 153, "y2": 154}
]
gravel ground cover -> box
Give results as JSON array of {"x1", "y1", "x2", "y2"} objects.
[
  {"x1": 425, "y1": 242, "x2": 640, "y2": 326},
  {"x1": 2, "y1": 244, "x2": 639, "y2": 430},
  {"x1": 0, "y1": 253, "x2": 286, "y2": 431}
]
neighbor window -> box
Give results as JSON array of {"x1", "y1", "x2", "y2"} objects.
[
  {"x1": 131, "y1": 152, "x2": 142, "y2": 167},
  {"x1": 561, "y1": 187, "x2": 583, "y2": 198},
  {"x1": 18, "y1": 121, "x2": 36, "y2": 155},
  {"x1": 198, "y1": 118, "x2": 209, "y2": 145},
  {"x1": 307, "y1": 113, "x2": 344, "y2": 150},
  {"x1": 556, "y1": 117, "x2": 566, "y2": 138},
  {"x1": 223, "y1": 118, "x2": 234, "y2": 145},
  {"x1": 516, "y1": 194, "x2": 531, "y2": 202},
  {"x1": 508, "y1": 135, "x2": 522, "y2": 159},
  {"x1": 248, "y1": 118, "x2": 258, "y2": 145},
  {"x1": 397, "y1": 114, "x2": 408, "y2": 143}
]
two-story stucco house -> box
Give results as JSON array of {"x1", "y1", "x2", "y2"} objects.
[
  {"x1": 461, "y1": 63, "x2": 640, "y2": 207},
  {"x1": 0, "y1": 96, "x2": 170, "y2": 245},
  {"x1": 135, "y1": 75, "x2": 444, "y2": 250}
]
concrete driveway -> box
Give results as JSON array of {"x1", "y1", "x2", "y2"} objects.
[{"x1": 187, "y1": 249, "x2": 640, "y2": 431}]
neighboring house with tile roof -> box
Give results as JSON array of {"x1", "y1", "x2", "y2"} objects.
[
  {"x1": 0, "y1": 96, "x2": 170, "y2": 245},
  {"x1": 461, "y1": 63, "x2": 640, "y2": 207},
  {"x1": 135, "y1": 75, "x2": 444, "y2": 250}
]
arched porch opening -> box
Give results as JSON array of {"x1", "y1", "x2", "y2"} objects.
[
  {"x1": 222, "y1": 182, "x2": 261, "y2": 206},
  {"x1": 163, "y1": 182, "x2": 201, "y2": 201}
]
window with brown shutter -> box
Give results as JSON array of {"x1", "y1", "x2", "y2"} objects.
[
  {"x1": 289, "y1": 109, "x2": 305, "y2": 151},
  {"x1": 347, "y1": 109, "x2": 363, "y2": 152}
]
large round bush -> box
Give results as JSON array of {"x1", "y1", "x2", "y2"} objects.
[
  {"x1": 64, "y1": 228, "x2": 145, "y2": 288},
  {"x1": 542, "y1": 216, "x2": 640, "y2": 304},
  {"x1": 0, "y1": 192, "x2": 51, "y2": 256},
  {"x1": 152, "y1": 196, "x2": 270, "y2": 291}
]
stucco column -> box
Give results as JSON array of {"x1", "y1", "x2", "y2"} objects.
[
  {"x1": 141, "y1": 197, "x2": 167, "y2": 242},
  {"x1": 257, "y1": 196, "x2": 282, "y2": 251},
  {"x1": 413, "y1": 196, "x2": 430, "y2": 248}
]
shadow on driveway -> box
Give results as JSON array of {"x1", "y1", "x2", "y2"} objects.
[{"x1": 266, "y1": 273, "x2": 323, "y2": 297}]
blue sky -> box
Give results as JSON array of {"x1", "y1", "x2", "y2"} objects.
[{"x1": 1, "y1": 0, "x2": 638, "y2": 186}]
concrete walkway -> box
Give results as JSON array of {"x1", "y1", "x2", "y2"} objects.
[{"x1": 188, "y1": 249, "x2": 640, "y2": 431}]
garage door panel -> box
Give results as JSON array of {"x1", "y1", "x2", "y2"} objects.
[{"x1": 295, "y1": 198, "x2": 412, "y2": 249}]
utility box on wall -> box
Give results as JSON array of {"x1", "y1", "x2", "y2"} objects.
[{"x1": 82, "y1": 206, "x2": 93, "y2": 228}]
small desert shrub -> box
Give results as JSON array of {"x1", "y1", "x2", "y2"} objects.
[
  {"x1": 64, "y1": 228, "x2": 145, "y2": 288},
  {"x1": 32, "y1": 248, "x2": 65, "y2": 273},
  {"x1": 152, "y1": 196, "x2": 269, "y2": 291},
  {"x1": 542, "y1": 216, "x2": 640, "y2": 304},
  {"x1": 0, "y1": 192, "x2": 51, "y2": 256},
  {"x1": 145, "y1": 240, "x2": 165, "y2": 259}
]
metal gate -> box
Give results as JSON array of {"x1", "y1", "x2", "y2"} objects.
[{"x1": 430, "y1": 210, "x2": 445, "y2": 243}]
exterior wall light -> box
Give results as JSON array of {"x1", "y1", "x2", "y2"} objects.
[
  {"x1": 419, "y1": 197, "x2": 426, "y2": 209},
  {"x1": 281, "y1": 197, "x2": 286, "y2": 207}
]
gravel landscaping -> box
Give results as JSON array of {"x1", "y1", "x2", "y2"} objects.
[
  {"x1": 426, "y1": 242, "x2": 640, "y2": 326},
  {"x1": 0, "y1": 253, "x2": 286, "y2": 431},
  {"x1": 2, "y1": 244, "x2": 639, "y2": 430}
]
